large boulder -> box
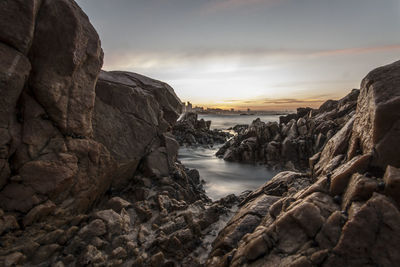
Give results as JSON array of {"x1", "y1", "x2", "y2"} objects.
[
  {"x1": 348, "y1": 60, "x2": 400, "y2": 169},
  {"x1": 29, "y1": 0, "x2": 103, "y2": 137},
  {"x1": 0, "y1": 0, "x2": 113, "y2": 214},
  {"x1": 93, "y1": 70, "x2": 182, "y2": 186},
  {"x1": 0, "y1": 0, "x2": 41, "y2": 54}
]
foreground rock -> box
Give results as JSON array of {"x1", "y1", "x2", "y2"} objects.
[
  {"x1": 1, "y1": 0, "x2": 400, "y2": 266},
  {"x1": 0, "y1": 1, "x2": 240, "y2": 265},
  {"x1": 217, "y1": 89, "x2": 359, "y2": 171},
  {"x1": 207, "y1": 60, "x2": 400, "y2": 266},
  {"x1": 173, "y1": 112, "x2": 231, "y2": 147}
]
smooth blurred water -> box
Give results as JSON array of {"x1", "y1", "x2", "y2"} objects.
[
  {"x1": 198, "y1": 114, "x2": 281, "y2": 130},
  {"x1": 178, "y1": 114, "x2": 281, "y2": 200},
  {"x1": 179, "y1": 146, "x2": 277, "y2": 200}
]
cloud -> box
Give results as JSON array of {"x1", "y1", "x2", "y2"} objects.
[
  {"x1": 312, "y1": 45, "x2": 400, "y2": 57},
  {"x1": 204, "y1": 0, "x2": 287, "y2": 13},
  {"x1": 103, "y1": 44, "x2": 400, "y2": 71}
]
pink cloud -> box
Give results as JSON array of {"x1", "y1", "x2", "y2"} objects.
[{"x1": 313, "y1": 45, "x2": 400, "y2": 57}]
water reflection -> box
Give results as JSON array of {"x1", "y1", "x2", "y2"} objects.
[{"x1": 179, "y1": 146, "x2": 277, "y2": 200}]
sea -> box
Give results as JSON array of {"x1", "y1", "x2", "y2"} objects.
[{"x1": 178, "y1": 114, "x2": 281, "y2": 200}]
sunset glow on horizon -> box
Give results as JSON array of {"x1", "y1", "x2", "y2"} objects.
[{"x1": 77, "y1": 0, "x2": 400, "y2": 110}]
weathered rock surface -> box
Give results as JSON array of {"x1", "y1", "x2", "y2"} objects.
[
  {"x1": 173, "y1": 112, "x2": 231, "y2": 146},
  {"x1": 0, "y1": 1, "x2": 237, "y2": 266},
  {"x1": 0, "y1": 0, "x2": 115, "y2": 215},
  {"x1": 93, "y1": 70, "x2": 182, "y2": 187},
  {"x1": 207, "y1": 60, "x2": 400, "y2": 267},
  {"x1": 217, "y1": 89, "x2": 359, "y2": 171},
  {"x1": 1, "y1": 0, "x2": 400, "y2": 266}
]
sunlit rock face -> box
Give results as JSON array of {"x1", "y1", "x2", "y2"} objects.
[{"x1": 207, "y1": 60, "x2": 400, "y2": 267}]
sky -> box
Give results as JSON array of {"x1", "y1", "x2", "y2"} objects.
[{"x1": 76, "y1": 0, "x2": 400, "y2": 110}]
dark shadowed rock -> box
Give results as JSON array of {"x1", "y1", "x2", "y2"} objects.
[
  {"x1": 29, "y1": 0, "x2": 103, "y2": 137},
  {"x1": 173, "y1": 112, "x2": 231, "y2": 146},
  {"x1": 0, "y1": 0, "x2": 41, "y2": 54},
  {"x1": 93, "y1": 70, "x2": 182, "y2": 186},
  {"x1": 218, "y1": 90, "x2": 358, "y2": 171}
]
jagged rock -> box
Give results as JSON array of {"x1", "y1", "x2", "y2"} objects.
[
  {"x1": 4, "y1": 252, "x2": 26, "y2": 267},
  {"x1": 93, "y1": 209, "x2": 129, "y2": 235},
  {"x1": 79, "y1": 245, "x2": 107, "y2": 266},
  {"x1": 348, "y1": 60, "x2": 400, "y2": 169},
  {"x1": 383, "y1": 165, "x2": 400, "y2": 206},
  {"x1": 314, "y1": 116, "x2": 355, "y2": 176},
  {"x1": 325, "y1": 194, "x2": 400, "y2": 266},
  {"x1": 329, "y1": 154, "x2": 371, "y2": 195},
  {"x1": 0, "y1": 213, "x2": 19, "y2": 235},
  {"x1": 341, "y1": 173, "x2": 378, "y2": 209},
  {"x1": 32, "y1": 244, "x2": 60, "y2": 265},
  {"x1": 142, "y1": 147, "x2": 170, "y2": 178},
  {"x1": 23, "y1": 200, "x2": 56, "y2": 226},
  {"x1": 151, "y1": 252, "x2": 165, "y2": 267},
  {"x1": 111, "y1": 247, "x2": 127, "y2": 259},
  {"x1": 78, "y1": 219, "x2": 106, "y2": 240},
  {"x1": 218, "y1": 90, "x2": 358, "y2": 171},
  {"x1": 173, "y1": 112, "x2": 231, "y2": 146},
  {"x1": 106, "y1": 197, "x2": 132, "y2": 213}
]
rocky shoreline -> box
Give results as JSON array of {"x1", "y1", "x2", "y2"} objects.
[
  {"x1": 173, "y1": 112, "x2": 232, "y2": 147},
  {"x1": 0, "y1": 1, "x2": 400, "y2": 266},
  {"x1": 216, "y1": 89, "x2": 359, "y2": 171}
]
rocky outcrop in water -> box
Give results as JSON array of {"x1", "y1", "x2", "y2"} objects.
[
  {"x1": 207, "y1": 60, "x2": 400, "y2": 267},
  {"x1": 173, "y1": 112, "x2": 231, "y2": 147},
  {"x1": 216, "y1": 89, "x2": 359, "y2": 171}
]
